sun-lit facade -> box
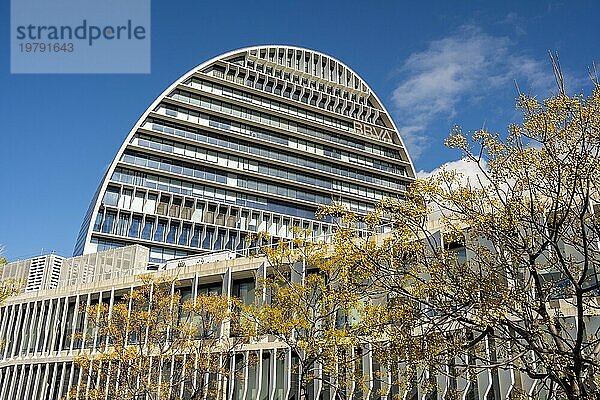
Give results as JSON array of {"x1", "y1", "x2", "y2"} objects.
[
  {"x1": 1, "y1": 45, "x2": 598, "y2": 400},
  {"x1": 0, "y1": 46, "x2": 426, "y2": 400},
  {"x1": 73, "y1": 46, "x2": 415, "y2": 262}
]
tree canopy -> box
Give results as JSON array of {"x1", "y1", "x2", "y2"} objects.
[
  {"x1": 0, "y1": 253, "x2": 20, "y2": 305},
  {"x1": 309, "y1": 69, "x2": 600, "y2": 399},
  {"x1": 70, "y1": 275, "x2": 252, "y2": 400}
]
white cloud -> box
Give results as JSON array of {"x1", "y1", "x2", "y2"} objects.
[
  {"x1": 392, "y1": 26, "x2": 553, "y2": 159},
  {"x1": 417, "y1": 157, "x2": 489, "y2": 188}
]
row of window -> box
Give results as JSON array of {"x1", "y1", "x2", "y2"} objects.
[
  {"x1": 102, "y1": 186, "x2": 159, "y2": 214},
  {"x1": 0, "y1": 279, "x2": 260, "y2": 360},
  {"x1": 229, "y1": 49, "x2": 372, "y2": 112},
  {"x1": 168, "y1": 89, "x2": 399, "y2": 158},
  {"x1": 249, "y1": 47, "x2": 365, "y2": 93},
  {"x1": 90, "y1": 238, "x2": 190, "y2": 262},
  {"x1": 218, "y1": 56, "x2": 368, "y2": 100},
  {"x1": 187, "y1": 78, "x2": 354, "y2": 132},
  {"x1": 111, "y1": 167, "x2": 373, "y2": 218},
  {"x1": 0, "y1": 327, "x2": 481, "y2": 400},
  {"x1": 74, "y1": 185, "x2": 103, "y2": 256},
  {"x1": 93, "y1": 210, "x2": 249, "y2": 252},
  {"x1": 132, "y1": 135, "x2": 398, "y2": 199},
  {"x1": 101, "y1": 185, "x2": 332, "y2": 237},
  {"x1": 122, "y1": 151, "x2": 228, "y2": 184},
  {"x1": 0, "y1": 346, "x2": 303, "y2": 400},
  {"x1": 94, "y1": 208, "x2": 333, "y2": 252},
  {"x1": 213, "y1": 63, "x2": 381, "y2": 127},
  {"x1": 120, "y1": 151, "x2": 382, "y2": 209},
  {"x1": 140, "y1": 123, "x2": 407, "y2": 188},
  {"x1": 153, "y1": 107, "x2": 404, "y2": 174}
]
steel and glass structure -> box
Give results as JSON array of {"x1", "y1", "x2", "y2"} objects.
[
  {"x1": 73, "y1": 46, "x2": 415, "y2": 262},
  {"x1": 2, "y1": 46, "x2": 598, "y2": 400},
  {"x1": 0, "y1": 46, "x2": 426, "y2": 400}
]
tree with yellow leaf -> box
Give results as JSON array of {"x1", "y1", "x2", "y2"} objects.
[
  {"x1": 0, "y1": 256, "x2": 11, "y2": 305},
  {"x1": 241, "y1": 229, "x2": 371, "y2": 400},
  {"x1": 70, "y1": 275, "x2": 251, "y2": 400},
  {"x1": 0, "y1": 252, "x2": 20, "y2": 305},
  {"x1": 318, "y1": 62, "x2": 600, "y2": 399},
  {"x1": 67, "y1": 61, "x2": 600, "y2": 400}
]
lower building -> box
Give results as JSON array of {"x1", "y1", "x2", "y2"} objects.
[
  {"x1": 0, "y1": 246, "x2": 271, "y2": 400},
  {"x1": 0, "y1": 244, "x2": 591, "y2": 400}
]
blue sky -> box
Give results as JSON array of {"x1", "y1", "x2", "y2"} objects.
[{"x1": 1, "y1": 0, "x2": 598, "y2": 260}]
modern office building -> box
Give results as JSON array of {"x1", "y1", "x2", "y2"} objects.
[
  {"x1": 1, "y1": 254, "x2": 64, "y2": 292},
  {"x1": 0, "y1": 45, "x2": 420, "y2": 399},
  {"x1": 1, "y1": 45, "x2": 597, "y2": 400},
  {"x1": 73, "y1": 45, "x2": 415, "y2": 262}
]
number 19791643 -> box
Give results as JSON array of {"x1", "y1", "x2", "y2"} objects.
[{"x1": 19, "y1": 42, "x2": 74, "y2": 52}]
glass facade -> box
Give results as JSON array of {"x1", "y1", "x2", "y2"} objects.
[{"x1": 74, "y1": 46, "x2": 415, "y2": 261}]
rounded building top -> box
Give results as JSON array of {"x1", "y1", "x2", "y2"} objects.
[
  {"x1": 74, "y1": 45, "x2": 415, "y2": 259},
  {"x1": 193, "y1": 45, "x2": 413, "y2": 159}
]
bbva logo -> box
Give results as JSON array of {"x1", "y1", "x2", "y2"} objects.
[{"x1": 354, "y1": 122, "x2": 393, "y2": 142}]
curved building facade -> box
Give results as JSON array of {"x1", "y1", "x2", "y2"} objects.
[{"x1": 74, "y1": 46, "x2": 415, "y2": 262}]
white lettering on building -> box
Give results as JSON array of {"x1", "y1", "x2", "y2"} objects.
[{"x1": 354, "y1": 122, "x2": 393, "y2": 142}]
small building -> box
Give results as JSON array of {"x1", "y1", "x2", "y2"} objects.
[{"x1": 1, "y1": 254, "x2": 64, "y2": 292}]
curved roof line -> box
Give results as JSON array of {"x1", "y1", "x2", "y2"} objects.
[
  {"x1": 213, "y1": 45, "x2": 415, "y2": 167},
  {"x1": 76, "y1": 45, "x2": 416, "y2": 255}
]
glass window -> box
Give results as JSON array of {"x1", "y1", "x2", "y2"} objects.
[
  {"x1": 154, "y1": 219, "x2": 167, "y2": 242},
  {"x1": 102, "y1": 187, "x2": 119, "y2": 206},
  {"x1": 128, "y1": 216, "x2": 142, "y2": 238},
  {"x1": 232, "y1": 354, "x2": 245, "y2": 400},
  {"x1": 274, "y1": 351, "x2": 286, "y2": 400},
  {"x1": 232, "y1": 279, "x2": 255, "y2": 305},
  {"x1": 144, "y1": 193, "x2": 157, "y2": 213},
  {"x1": 119, "y1": 188, "x2": 131, "y2": 208},
  {"x1": 289, "y1": 353, "x2": 300, "y2": 400},
  {"x1": 178, "y1": 224, "x2": 191, "y2": 246},
  {"x1": 141, "y1": 218, "x2": 155, "y2": 240},
  {"x1": 150, "y1": 247, "x2": 163, "y2": 262},
  {"x1": 259, "y1": 351, "x2": 272, "y2": 400},
  {"x1": 246, "y1": 352, "x2": 259, "y2": 400},
  {"x1": 202, "y1": 228, "x2": 214, "y2": 249},
  {"x1": 166, "y1": 222, "x2": 179, "y2": 244},
  {"x1": 116, "y1": 214, "x2": 129, "y2": 236},
  {"x1": 93, "y1": 212, "x2": 103, "y2": 232},
  {"x1": 190, "y1": 226, "x2": 201, "y2": 247},
  {"x1": 131, "y1": 191, "x2": 144, "y2": 212},
  {"x1": 237, "y1": 233, "x2": 246, "y2": 252},
  {"x1": 214, "y1": 229, "x2": 225, "y2": 251},
  {"x1": 101, "y1": 212, "x2": 116, "y2": 234},
  {"x1": 225, "y1": 232, "x2": 237, "y2": 250}
]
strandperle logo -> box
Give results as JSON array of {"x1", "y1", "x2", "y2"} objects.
[
  {"x1": 15, "y1": 20, "x2": 147, "y2": 46},
  {"x1": 11, "y1": 0, "x2": 151, "y2": 74}
]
